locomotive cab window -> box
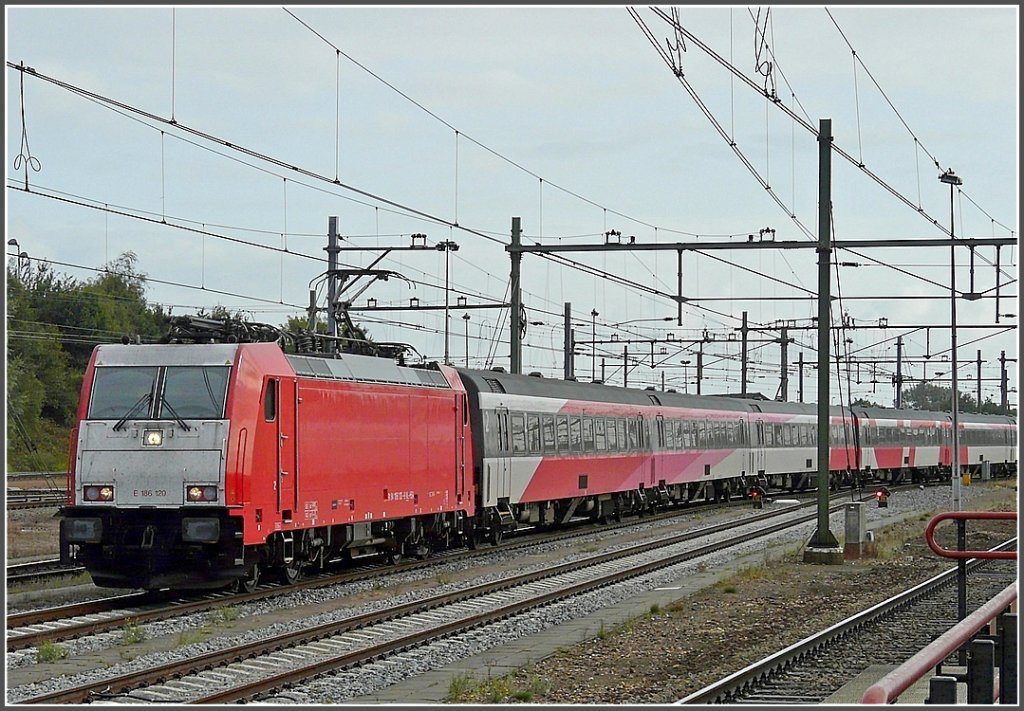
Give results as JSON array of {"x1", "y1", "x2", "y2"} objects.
[
  {"x1": 264, "y1": 379, "x2": 278, "y2": 422},
  {"x1": 89, "y1": 365, "x2": 230, "y2": 421},
  {"x1": 161, "y1": 366, "x2": 229, "y2": 419},
  {"x1": 89, "y1": 366, "x2": 159, "y2": 419}
]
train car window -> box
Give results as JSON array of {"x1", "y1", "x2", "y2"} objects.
[
  {"x1": 264, "y1": 378, "x2": 278, "y2": 422},
  {"x1": 624, "y1": 419, "x2": 636, "y2": 451},
  {"x1": 511, "y1": 413, "x2": 527, "y2": 454},
  {"x1": 527, "y1": 415, "x2": 541, "y2": 453},
  {"x1": 569, "y1": 415, "x2": 582, "y2": 452},
  {"x1": 500, "y1": 412, "x2": 511, "y2": 452},
  {"x1": 162, "y1": 366, "x2": 230, "y2": 419},
  {"x1": 594, "y1": 418, "x2": 606, "y2": 451},
  {"x1": 542, "y1": 415, "x2": 556, "y2": 453},
  {"x1": 606, "y1": 418, "x2": 618, "y2": 451},
  {"x1": 582, "y1": 416, "x2": 595, "y2": 451},
  {"x1": 664, "y1": 419, "x2": 675, "y2": 449},
  {"x1": 556, "y1": 415, "x2": 570, "y2": 451},
  {"x1": 88, "y1": 366, "x2": 159, "y2": 419}
]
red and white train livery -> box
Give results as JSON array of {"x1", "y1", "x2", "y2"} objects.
[{"x1": 60, "y1": 343, "x2": 1017, "y2": 590}]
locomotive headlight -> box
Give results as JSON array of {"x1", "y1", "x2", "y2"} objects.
[
  {"x1": 143, "y1": 429, "x2": 163, "y2": 447},
  {"x1": 84, "y1": 485, "x2": 114, "y2": 502},
  {"x1": 186, "y1": 485, "x2": 219, "y2": 502}
]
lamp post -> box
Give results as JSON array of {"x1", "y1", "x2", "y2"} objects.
[
  {"x1": 681, "y1": 359, "x2": 691, "y2": 393},
  {"x1": 436, "y1": 240, "x2": 460, "y2": 364},
  {"x1": 591, "y1": 309, "x2": 599, "y2": 381},
  {"x1": 7, "y1": 238, "x2": 26, "y2": 280},
  {"x1": 939, "y1": 168, "x2": 962, "y2": 513},
  {"x1": 462, "y1": 313, "x2": 470, "y2": 367}
]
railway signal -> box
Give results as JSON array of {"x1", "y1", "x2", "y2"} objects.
[
  {"x1": 875, "y1": 487, "x2": 891, "y2": 508},
  {"x1": 750, "y1": 485, "x2": 767, "y2": 509}
]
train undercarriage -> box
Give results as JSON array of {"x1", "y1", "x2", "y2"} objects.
[{"x1": 62, "y1": 459, "x2": 1015, "y2": 592}]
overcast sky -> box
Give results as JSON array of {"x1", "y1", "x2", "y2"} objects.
[{"x1": 5, "y1": 5, "x2": 1019, "y2": 408}]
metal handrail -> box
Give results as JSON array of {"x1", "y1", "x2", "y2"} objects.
[
  {"x1": 926, "y1": 511, "x2": 1018, "y2": 560},
  {"x1": 861, "y1": 582, "x2": 1017, "y2": 703}
]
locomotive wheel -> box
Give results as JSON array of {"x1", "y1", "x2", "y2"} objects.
[
  {"x1": 489, "y1": 526, "x2": 503, "y2": 546},
  {"x1": 277, "y1": 559, "x2": 301, "y2": 585},
  {"x1": 235, "y1": 563, "x2": 260, "y2": 593},
  {"x1": 386, "y1": 548, "x2": 402, "y2": 565}
]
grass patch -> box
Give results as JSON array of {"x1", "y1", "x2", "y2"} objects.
[
  {"x1": 596, "y1": 620, "x2": 610, "y2": 640},
  {"x1": 36, "y1": 640, "x2": 68, "y2": 663},
  {"x1": 176, "y1": 627, "x2": 212, "y2": 647},
  {"x1": 120, "y1": 620, "x2": 146, "y2": 645},
  {"x1": 208, "y1": 607, "x2": 240, "y2": 624},
  {"x1": 445, "y1": 671, "x2": 477, "y2": 702}
]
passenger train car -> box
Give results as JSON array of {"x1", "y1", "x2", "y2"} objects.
[{"x1": 60, "y1": 342, "x2": 1017, "y2": 590}]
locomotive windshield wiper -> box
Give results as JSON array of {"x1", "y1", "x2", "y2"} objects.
[
  {"x1": 159, "y1": 396, "x2": 192, "y2": 431},
  {"x1": 112, "y1": 393, "x2": 152, "y2": 432}
]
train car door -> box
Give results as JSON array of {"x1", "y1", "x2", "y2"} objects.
[
  {"x1": 455, "y1": 394, "x2": 468, "y2": 505},
  {"x1": 752, "y1": 419, "x2": 766, "y2": 476},
  {"x1": 276, "y1": 377, "x2": 298, "y2": 521},
  {"x1": 653, "y1": 415, "x2": 664, "y2": 485},
  {"x1": 494, "y1": 407, "x2": 512, "y2": 502}
]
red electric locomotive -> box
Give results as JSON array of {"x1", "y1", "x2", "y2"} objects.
[{"x1": 60, "y1": 342, "x2": 475, "y2": 590}]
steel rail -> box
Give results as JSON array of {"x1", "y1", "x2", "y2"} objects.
[
  {"x1": 676, "y1": 539, "x2": 1017, "y2": 704},
  {"x1": 18, "y1": 500, "x2": 843, "y2": 704}
]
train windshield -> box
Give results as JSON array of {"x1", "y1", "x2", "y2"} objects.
[
  {"x1": 161, "y1": 366, "x2": 229, "y2": 419},
  {"x1": 88, "y1": 366, "x2": 230, "y2": 420}
]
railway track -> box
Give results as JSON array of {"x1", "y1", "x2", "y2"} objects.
[
  {"x1": 6, "y1": 483, "x2": 936, "y2": 652},
  {"x1": 678, "y1": 541, "x2": 1018, "y2": 704},
  {"x1": 11, "y1": 496, "x2": 863, "y2": 704},
  {"x1": 6, "y1": 559, "x2": 86, "y2": 587},
  {"x1": 7, "y1": 488, "x2": 66, "y2": 510},
  {"x1": 6, "y1": 494, "x2": 804, "y2": 652}
]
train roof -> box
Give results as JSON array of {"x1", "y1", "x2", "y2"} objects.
[
  {"x1": 93, "y1": 343, "x2": 240, "y2": 367},
  {"x1": 852, "y1": 406, "x2": 1016, "y2": 427},
  {"x1": 741, "y1": 399, "x2": 849, "y2": 418},
  {"x1": 852, "y1": 406, "x2": 951, "y2": 422},
  {"x1": 455, "y1": 368, "x2": 756, "y2": 413},
  {"x1": 955, "y1": 412, "x2": 1017, "y2": 426}
]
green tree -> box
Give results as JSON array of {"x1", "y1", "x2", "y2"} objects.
[
  {"x1": 5, "y1": 252, "x2": 169, "y2": 470},
  {"x1": 851, "y1": 397, "x2": 885, "y2": 408}
]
